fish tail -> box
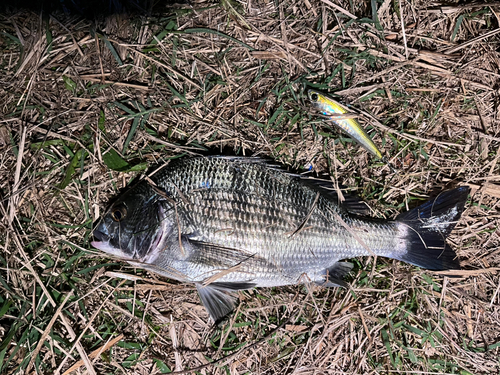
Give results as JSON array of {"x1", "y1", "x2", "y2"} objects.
[{"x1": 394, "y1": 186, "x2": 469, "y2": 270}]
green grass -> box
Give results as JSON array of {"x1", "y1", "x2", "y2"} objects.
[{"x1": 0, "y1": 1, "x2": 499, "y2": 374}]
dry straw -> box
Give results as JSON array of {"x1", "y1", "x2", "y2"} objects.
[{"x1": 0, "y1": 0, "x2": 499, "y2": 374}]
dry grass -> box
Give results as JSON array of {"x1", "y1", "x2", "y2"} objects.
[{"x1": 1, "y1": 0, "x2": 499, "y2": 374}]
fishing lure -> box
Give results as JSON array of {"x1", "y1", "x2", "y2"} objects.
[{"x1": 308, "y1": 89, "x2": 383, "y2": 159}]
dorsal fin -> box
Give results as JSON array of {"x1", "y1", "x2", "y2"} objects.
[
  {"x1": 297, "y1": 176, "x2": 371, "y2": 216},
  {"x1": 166, "y1": 156, "x2": 371, "y2": 216},
  {"x1": 206, "y1": 156, "x2": 372, "y2": 215}
]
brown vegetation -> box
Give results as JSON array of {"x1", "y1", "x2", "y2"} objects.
[{"x1": 1, "y1": 0, "x2": 499, "y2": 374}]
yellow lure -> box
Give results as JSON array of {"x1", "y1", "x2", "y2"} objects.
[{"x1": 307, "y1": 89, "x2": 383, "y2": 159}]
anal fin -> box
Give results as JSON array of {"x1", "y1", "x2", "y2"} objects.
[{"x1": 316, "y1": 262, "x2": 353, "y2": 288}]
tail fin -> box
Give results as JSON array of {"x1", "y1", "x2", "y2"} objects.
[{"x1": 395, "y1": 186, "x2": 469, "y2": 271}]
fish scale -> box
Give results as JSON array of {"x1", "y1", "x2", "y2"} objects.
[
  {"x1": 174, "y1": 162, "x2": 394, "y2": 282},
  {"x1": 92, "y1": 156, "x2": 469, "y2": 322}
]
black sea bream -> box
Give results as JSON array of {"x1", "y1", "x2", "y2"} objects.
[{"x1": 92, "y1": 157, "x2": 469, "y2": 322}]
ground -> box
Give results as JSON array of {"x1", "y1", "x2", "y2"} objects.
[{"x1": 0, "y1": 0, "x2": 499, "y2": 374}]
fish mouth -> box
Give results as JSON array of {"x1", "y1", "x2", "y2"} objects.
[
  {"x1": 91, "y1": 228, "x2": 128, "y2": 258},
  {"x1": 91, "y1": 227, "x2": 139, "y2": 260},
  {"x1": 93, "y1": 229, "x2": 109, "y2": 242},
  {"x1": 91, "y1": 238, "x2": 134, "y2": 260},
  {"x1": 91, "y1": 229, "x2": 111, "y2": 251}
]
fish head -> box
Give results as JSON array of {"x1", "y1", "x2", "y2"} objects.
[
  {"x1": 307, "y1": 89, "x2": 321, "y2": 103},
  {"x1": 307, "y1": 89, "x2": 348, "y2": 116},
  {"x1": 92, "y1": 186, "x2": 173, "y2": 262}
]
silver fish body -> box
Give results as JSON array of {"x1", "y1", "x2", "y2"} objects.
[{"x1": 92, "y1": 157, "x2": 468, "y2": 322}]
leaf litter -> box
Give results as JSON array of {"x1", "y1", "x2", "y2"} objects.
[{"x1": 0, "y1": 0, "x2": 499, "y2": 374}]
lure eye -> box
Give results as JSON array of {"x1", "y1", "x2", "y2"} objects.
[
  {"x1": 310, "y1": 93, "x2": 319, "y2": 101},
  {"x1": 111, "y1": 206, "x2": 127, "y2": 222}
]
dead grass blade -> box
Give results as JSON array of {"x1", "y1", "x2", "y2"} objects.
[
  {"x1": 62, "y1": 334, "x2": 124, "y2": 375},
  {"x1": 1, "y1": 2, "x2": 499, "y2": 373},
  {"x1": 26, "y1": 291, "x2": 74, "y2": 374}
]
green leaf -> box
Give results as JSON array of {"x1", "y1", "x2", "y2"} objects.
[
  {"x1": 102, "y1": 149, "x2": 148, "y2": 172},
  {"x1": 221, "y1": 0, "x2": 251, "y2": 29},
  {"x1": 122, "y1": 352, "x2": 140, "y2": 368},
  {"x1": 98, "y1": 111, "x2": 106, "y2": 132},
  {"x1": 0, "y1": 299, "x2": 12, "y2": 318},
  {"x1": 0, "y1": 321, "x2": 19, "y2": 351},
  {"x1": 118, "y1": 341, "x2": 142, "y2": 350},
  {"x1": 98, "y1": 34, "x2": 123, "y2": 66},
  {"x1": 154, "y1": 359, "x2": 172, "y2": 373},
  {"x1": 31, "y1": 139, "x2": 68, "y2": 150},
  {"x1": 102, "y1": 149, "x2": 129, "y2": 171},
  {"x1": 122, "y1": 116, "x2": 140, "y2": 154},
  {"x1": 0, "y1": 346, "x2": 8, "y2": 373},
  {"x1": 451, "y1": 15, "x2": 464, "y2": 42},
  {"x1": 488, "y1": 341, "x2": 500, "y2": 350},
  {"x1": 147, "y1": 20, "x2": 177, "y2": 50},
  {"x1": 381, "y1": 328, "x2": 395, "y2": 367},
  {"x1": 406, "y1": 346, "x2": 418, "y2": 363},
  {"x1": 127, "y1": 162, "x2": 148, "y2": 172},
  {"x1": 59, "y1": 149, "x2": 86, "y2": 189},
  {"x1": 62, "y1": 76, "x2": 77, "y2": 93}
]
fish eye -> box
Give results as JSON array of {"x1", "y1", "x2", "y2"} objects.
[
  {"x1": 111, "y1": 206, "x2": 127, "y2": 222},
  {"x1": 310, "y1": 92, "x2": 319, "y2": 101}
]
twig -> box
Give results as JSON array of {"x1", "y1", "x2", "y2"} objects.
[
  {"x1": 330, "y1": 209, "x2": 376, "y2": 257},
  {"x1": 55, "y1": 281, "x2": 126, "y2": 374},
  {"x1": 399, "y1": 0, "x2": 408, "y2": 59},
  {"x1": 74, "y1": 75, "x2": 150, "y2": 91},
  {"x1": 444, "y1": 28, "x2": 500, "y2": 54},
  {"x1": 8, "y1": 229, "x2": 97, "y2": 375},
  {"x1": 202, "y1": 263, "x2": 243, "y2": 286},
  {"x1": 62, "y1": 335, "x2": 124, "y2": 375},
  {"x1": 319, "y1": 0, "x2": 357, "y2": 19},
  {"x1": 8, "y1": 125, "x2": 26, "y2": 224},
  {"x1": 287, "y1": 192, "x2": 320, "y2": 237},
  {"x1": 141, "y1": 131, "x2": 204, "y2": 155}
]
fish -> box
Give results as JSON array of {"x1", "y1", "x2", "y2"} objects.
[
  {"x1": 91, "y1": 156, "x2": 469, "y2": 322},
  {"x1": 307, "y1": 89, "x2": 384, "y2": 159}
]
